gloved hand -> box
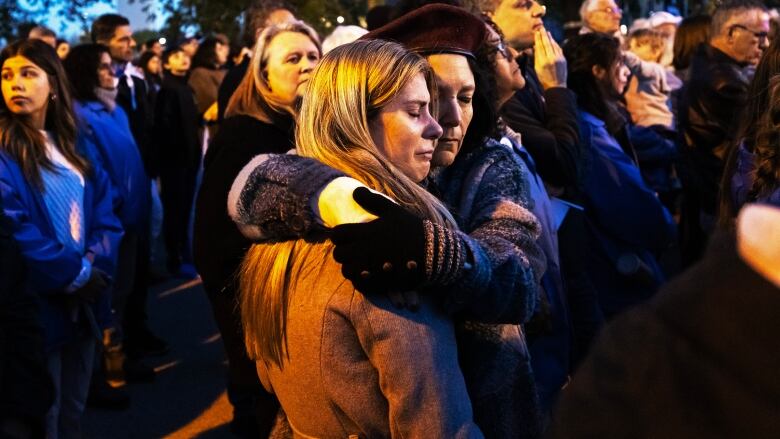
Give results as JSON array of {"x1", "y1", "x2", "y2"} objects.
[
  {"x1": 74, "y1": 269, "x2": 109, "y2": 303},
  {"x1": 332, "y1": 187, "x2": 467, "y2": 295}
]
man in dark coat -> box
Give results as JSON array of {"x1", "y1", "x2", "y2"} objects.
[
  {"x1": 0, "y1": 204, "x2": 53, "y2": 438},
  {"x1": 549, "y1": 204, "x2": 780, "y2": 438},
  {"x1": 678, "y1": 0, "x2": 769, "y2": 266},
  {"x1": 91, "y1": 13, "x2": 166, "y2": 366}
]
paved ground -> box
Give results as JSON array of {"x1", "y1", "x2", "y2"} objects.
[{"x1": 82, "y1": 276, "x2": 233, "y2": 438}]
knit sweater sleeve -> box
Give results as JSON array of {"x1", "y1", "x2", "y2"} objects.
[
  {"x1": 442, "y1": 146, "x2": 546, "y2": 324},
  {"x1": 228, "y1": 153, "x2": 345, "y2": 241}
]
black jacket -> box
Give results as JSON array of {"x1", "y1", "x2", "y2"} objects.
[
  {"x1": 550, "y1": 230, "x2": 780, "y2": 438},
  {"x1": 117, "y1": 72, "x2": 156, "y2": 177},
  {"x1": 500, "y1": 54, "x2": 580, "y2": 189},
  {"x1": 154, "y1": 72, "x2": 201, "y2": 172},
  {"x1": 217, "y1": 57, "x2": 249, "y2": 123},
  {"x1": 679, "y1": 44, "x2": 751, "y2": 215},
  {"x1": 193, "y1": 114, "x2": 295, "y2": 296}
]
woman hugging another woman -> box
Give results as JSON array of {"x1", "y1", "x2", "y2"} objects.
[{"x1": 230, "y1": 39, "x2": 483, "y2": 438}]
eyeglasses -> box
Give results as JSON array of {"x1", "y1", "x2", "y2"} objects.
[
  {"x1": 596, "y1": 6, "x2": 622, "y2": 15},
  {"x1": 730, "y1": 24, "x2": 769, "y2": 42},
  {"x1": 495, "y1": 40, "x2": 512, "y2": 59}
]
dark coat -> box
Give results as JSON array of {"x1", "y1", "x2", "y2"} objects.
[
  {"x1": 154, "y1": 72, "x2": 201, "y2": 173},
  {"x1": 679, "y1": 44, "x2": 750, "y2": 216},
  {"x1": 117, "y1": 71, "x2": 156, "y2": 177},
  {"x1": 0, "y1": 210, "x2": 52, "y2": 434},
  {"x1": 217, "y1": 57, "x2": 249, "y2": 122},
  {"x1": 193, "y1": 114, "x2": 294, "y2": 297},
  {"x1": 500, "y1": 54, "x2": 580, "y2": 189},
  {"x1": 549, "y1": 230, "x2": 780, "y2": 438}
]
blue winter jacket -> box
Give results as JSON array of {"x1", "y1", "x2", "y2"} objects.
[
  {"x1": 75, "y1": 101, "x2": 150, "y2": 233},
  {"x1": 577, "y1": 111, "x2": 676, "y2": 319},
  {"x1": 0, "y1": 149, "x2": 123, "y2": 349}
]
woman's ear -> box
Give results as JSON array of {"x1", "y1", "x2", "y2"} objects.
[{"x1": 592, "y1": 64, "x2": 607, "y2": 80}]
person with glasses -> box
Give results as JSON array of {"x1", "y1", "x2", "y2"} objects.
[
  {"x1": 63, "y1": 43, "x2": 153, "y2": 407},
  {"x1": 579, "y1": 0, "x2": 623, "y2": 38},
  {"x1": 678, "y1": 0, "x2": 770, "y2": 268}
]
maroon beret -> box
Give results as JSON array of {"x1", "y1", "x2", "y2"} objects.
[{"x1": 361, "y1": 4, "x2": 486, "y2": 58}]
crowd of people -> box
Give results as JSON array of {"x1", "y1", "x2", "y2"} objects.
[{"x1": 1, "y1": 0, "x2": 779, "y2": 438}]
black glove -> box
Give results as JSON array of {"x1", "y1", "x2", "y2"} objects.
[
  {"x1": 73, "y1": 268, "x2": 109, "y2": 303},
  {"x1": 332, "y1": 187, "x2": 467, "y2": 294}
]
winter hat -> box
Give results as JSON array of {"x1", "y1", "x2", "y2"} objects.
[
  {"x1": 648, "y1": 11, "x2": 682, "y2": 29},
  {"x1": 361, "y1": 4, "x2": 486, "y2": 58}
]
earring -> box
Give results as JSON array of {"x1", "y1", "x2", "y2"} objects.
[{"x1": 50, "y1": 94, "x2": 57, "y2": 101}]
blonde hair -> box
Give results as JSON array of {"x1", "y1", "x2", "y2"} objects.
[
  {"x1": 225, "y1": 20, "x2": 321, "y2": 121},
  {"x1": 240, "y1": 39, "x2": 456, "y2": 368}
]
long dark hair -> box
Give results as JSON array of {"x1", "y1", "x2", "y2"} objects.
[
  {"x1": 0, "y1": 39, "x2": 89, "y2": 189},
  {"x1": 719, "y1": 37, "x2": 780, "y2": 225},
  {"x1": 137, "y1": 51, "x2": 162, "y2": 88},
  {"x1": 564, "y1": 33, "x2": 622, "y2": 124},
  {"x1": 63, "y1": 43, "x2": 110, "y2": 102},
  {"x1": 191, "y1": 34, "x2": 229, "y2": 70},
  {"x1": 672, "y1": 15, "x2": 711, "y2": 72}
]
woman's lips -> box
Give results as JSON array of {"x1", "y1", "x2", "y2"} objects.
[{"x1": 417, "y1": 150, "x2": 434, "y2": 160}]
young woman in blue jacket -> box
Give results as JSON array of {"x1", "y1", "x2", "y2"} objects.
[
  {"x1": 0, "y1": 39, "x2": 122, "y2": 438},
  {"x1": 563, "y1": 33, "x2": 677, "y2": 319},
  {"x1": 63, "y1": 42, "x2": 152, "y2": 355}
]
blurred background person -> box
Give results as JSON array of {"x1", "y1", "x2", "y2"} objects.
[
  {"x1": 194, "y1": 20, "x2": 320, "y2": 438},
  {"x1": 677, "y1": 0, "x2": 769, "y2": 267},
  {"x1": 143, "y1": 38, "x2": 164, "y2": 58},
  {"x1": 321, "y1": 25, "x2": 368, "y2": 54},
  {"x1": 188, "y1": 34, "x2": 229, "y2": 140},
  {"x1": 155, "y1": 47, "x2": 199, "y2": 279},
  {"x1": 65, "y1": 43, "x2": 155, "y2": 403},
  {"x1": 178, "y1": 35, "x2": 200, "y2": 58},
  {"x1": 564, "y1": 32, "x2": 676, "y2": 319},
  {"x1": 579, "y1": 0, "x2": 623, "y2": 39},
  {"x1": 648, "y1": 11, "x2": 682, "y2": 69},
  {"x1": 28, "y1": 26, "x2": 57, "y2": 48},
  {"x1": 91, "y1": 12, "x2": 166, "y2": 375},
  {"x1": 55, "y1": 40, "x2": 70, "y2": 60},
  {"x1": 136, "y1": 51, "x2": 163, "y2": 106}
]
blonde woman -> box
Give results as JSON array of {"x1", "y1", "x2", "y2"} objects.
[
  {"x1": 229, "y1": 39, "x2": 483, "y2": 438},
  {"x1": 192, "y1": 20, "x2": 321, "y2": 436}
]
